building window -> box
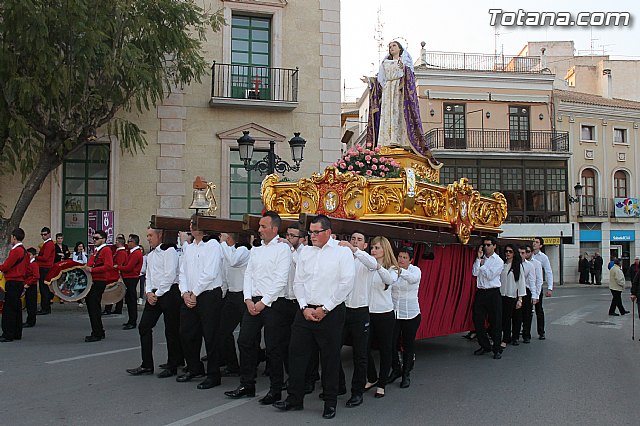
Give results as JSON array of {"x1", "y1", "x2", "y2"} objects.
[
  {"x1": 613, "y1": 128, "x2": 627, "y2": 144},
  {"x1": 440, "y1": 165, "x2": 456, "y2": 185},
  {"x1": 581, "y1": 125, "x2": 595, "y2": 141},
  {"x1": 509, "y1": 106, "x2": 530, "y2": 151},
  {"x1": 229, "y1": 150, "x2": 265, "y2": 219},
  {"x1": 444, "y1": 103, "x2": 466, "y2": 149},
  {"x1": 480, "y1": 167, "x2": 500, "y2": 192},
  {"x1": 614, "y1": 170, "x2": 628, "y2": 198},
  {"x1": 62, "y1": 144, "x2": 110, "y2": 245},
  {"x1": 581, "y1": 168, "x2": 596, "y2": 216},
  {"x1": 502, "y1": 168, "x2": 524, "y2": 214},
  {"x1": 546, "y1": 168, "x2": 567, "y2": 213},
  {"x1": 525, "y1": 169, "x2": 545, "y2": 211},
  {"x1": 231, "y1": 15, "x2": 272, "y2": 100}
]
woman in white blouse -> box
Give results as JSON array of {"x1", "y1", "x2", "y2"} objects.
[
  {"x1": 499, "y1": 244, "x2": 526, "y2": 350},
  {"x1": 365, "y1": 236, "x2": 400, "y2": 399},
  {"x1": 387, "y1": 246, "x2": 422, "y2": 389},
  {"x1": 72, "y1": 241, "x2": 88, "y2": 264}
]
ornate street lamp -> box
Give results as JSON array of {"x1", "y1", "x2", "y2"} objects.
[
  {"x1": 568, "y1": 182, "x2": 583, "y2": 203},
  {"x1": 236, "y1": 131, "x2": 306, "y2": 175}
]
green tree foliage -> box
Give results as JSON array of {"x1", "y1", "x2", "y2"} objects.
[{"x1": 0, "y1": 0, "x2": 223, "y2": 247}]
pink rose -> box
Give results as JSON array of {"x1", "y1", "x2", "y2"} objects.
[
  {"x1": 372, "y1": 157, "x2": 378, "y2": 163},
  {"x1": 374, "y1": 147, "x2": 381, "y2": 153},
  {"x1": 348, "y1": 165, "x2": 354, "y2": 171},
  {"x1": 365, "y1": 155, "x2": 372, "y2": 161},
  {"x1": 380, "y1": 172, "x2": 385, "y2": 177},
  {"x1": 365, "y1": 143, "x2": 372, "y2": 148},
  {"x1": 366, "y1": 170, "x2": 373, "y2": 176},
  {"x1": 371, "y1": 164, "x2": 378, "y2": 171},
  {"x1": 357, "y1": 145, "x2": 364, "y2": 152}
]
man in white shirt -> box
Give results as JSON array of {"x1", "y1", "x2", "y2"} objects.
[
  {"x1": 532, "y1": 237, "x2": 553, "y2": 340},
  {"x1": 471, "y1": 236, "x2": 504, "y2": 359},
  {"x1": 273, "y1": 215, "x2": 355, "y2": 420},
  {"x1": 224, "y1": 212, "x2": 292, "y2": 404},
  {"x1": 177, "y1": 221, "x2": 224, "y2": 389},
  {"x1": 513, "y1": 245, "x2": 539, "y2": 344},
  {"x1": 336, "y1": 232, "x2": 375, "y2": 408},
  {"x1": 126, "y1": 228, "x2": 183, "y2": 378}
]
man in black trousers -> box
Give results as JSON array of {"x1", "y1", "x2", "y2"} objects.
[
  {"x1": 273, "y1": 215, "x2": 355, "y2": 420},
  {"x1": 126, "y1": 228, "x2": 183, "y2": 378}
]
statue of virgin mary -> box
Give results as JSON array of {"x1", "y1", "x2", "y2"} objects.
[{"x1": 365, "y1": 41, "x2": 436, "y2": 162}]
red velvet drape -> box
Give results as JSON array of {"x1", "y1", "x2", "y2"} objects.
[{"x1": 414, "y1": 244, "x2": 477, "y2": 339}]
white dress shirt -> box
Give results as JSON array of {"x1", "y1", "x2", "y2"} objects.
[
  {"x1": 179, "y1": 239, "x2": 223, "y2": 297},
  {"x1": 499, "y1": 263, "x2": 527, "y2": 298},
  {"x1": 392, "y1": 264, "x2": 422, "y2": 319},
  {"x1": 220, "y1": 243, "x2": 250, "y2": 293},
  {"x1": 472, "y1": 253, "x2": 504, "y2": 289},
  {"x1": 530, "y1": 258, "x2": 543, "y2": 299},
  {"x1": 294, "y1": 237, "x2": 355, "y2": 312},
  {"x1": 72, "y1": 252, "x2": 88, "y2": 264},
  {"x1": 368, "y1": 265, "x2": 397, "y2": 314},
  {"x1": 285, "y1": 244, "x2": 304, "y2": 300},
  {"x1": 521, "y1": 259, "x2": 535, "y2": 292},
  {"x1": 243, "y1": 237, "x2": 291, "y2": 307},
  {"x1": 146, "y1": 245, "x2": 178, "y2": 296},
  {"x1": 345, "y1": 249, "x2": 377, "y2": 309},
  {"x1": 533, "y1": 250, "x2": 553, "y2": 291}
]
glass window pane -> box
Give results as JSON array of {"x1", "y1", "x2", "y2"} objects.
[
  {"x1": 252, "y1": 42, "x2": 269, "y2": 53},
  {"x1": 65, "y1": 179, "x2": 85, "y2": 195},
  {"x1": 65, "y1": 162, "x2": 85, "y2": 178},
  {"x1": 88, "y1": 180, "x2": 108, "y2": 194},
  {"x1": 64, "y1": 196, "x2": 84, "y2": 212},
  {"x1": 231, "y1": 182, "x2": 248, "y2": 198},
  {"x1": 232, "y1": 52, "x2": 250, "y2": 64},
  {"x1": 88, "y1": 196, "x2": 108, "y2": 210},
  {"x1": 88, "y1": 163, "x2": 108, "y2": 178},
  {"x1": 230, "y1": 150, "x2": 241, "y2": 163},
  {"x1": 252, "y1": 30, "x2": 269, "y2": 41},
  {"x1": 251, "y1": 54, "x2": 269, "y2": 66},
  {"x1": 232, "y1": 17, "x2": 250, "y2": 27},
  {"x1": 231, "y1": 166, "x2": 248, "y2": 181},
  {"x1": 250, "y1": 183, "x2": 262, "y2": 197},
  {"x1": 232, "y1": 40, "x2": 250, "y2": 52},
  {"x1": 252, "y1": 18, "x2": 270, "y2": 29},
  {"x1": 250, "y1": 199, "x2": 264, "y2": 214},
  {"x1": 232, "y1": 27, "x2": 249, "y2": 39},
  {"x1": 230, "y1": 198, "x2": 248, "y2": 214}
]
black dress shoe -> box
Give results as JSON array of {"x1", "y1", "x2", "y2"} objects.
[
  {"x1": 272, "y1": 400, "x2": 303, "y2": 411},
  {"x1": 158, "y1": 362, "x2": 184, "y2": 370},
  {"x1": 387, "y1": 369, "x2": 402, "y2": 384},
  {"x1": 156, "y1": 368, "x2": 177, "y2": 378},
  {"x1": 101, "y1": 310, "x2": 112, "y2": 316},
  {"x1": 122, "y1": 324, "x2": 136, "y2": 330},
  {"x1": 493, "y1": 352, "x2": 502, "y2": 360},
  {"x1": 176, "y1": 372, "x2": 205, "y2": 382},
  {"x1": 522, "y1": 338, "x2": 531, "y2": 344},
  {"x1": 0, "y1": 336, "x2": 14, "y2": 342},
  {"x1": 511, "y1": 339, "x2": 520, "y2": 346},
  {"x1": 224, "y1": 385, "x2": 256, "y2": 399},
  {"x1": 258, "y1": 391, "x2": 281, "y2": 405},
  {"x1": 473, "y1": 348, "x2": 491, "y2": 356},
  {"x1": 84, "y1": 335, "x2": 103, "y2": 342},
  {"x1": 621, "y1": 311, "x2": 630, "y2": 315},
  {"x1": 539, "y1": 335, "x2": 546, "y2": 340},
  {"x1": 36, "y1": 310, "x2": 50, "y2": 315},
  {"x1": 126, "y1": 366, "x2": 154, "y2": 375},
  {"x1": 609, "y1": 313, "x2": 620, "y2": 316},
  {"x1": 345, "y1": 394, "x2": 363, "y2": 407},
  {"x1": 22, "y1": 323, "x2": 35, "y2": 328},
  {"x1": 197, "y1": 377, "x2": 221, "y2": 389},
  {"x1": 322, "y1": 406, "x2": 336, "y2": 419}
]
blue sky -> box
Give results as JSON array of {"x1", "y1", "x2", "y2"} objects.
[{"x1": 341, "y1": 0, "x2": 640, "y2": 101}]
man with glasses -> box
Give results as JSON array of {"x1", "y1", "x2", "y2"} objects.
[
  {"x1": 35, "y1": 227, "x2": 55, "y2": 316},
  {"x1": 84, "y1": 230, "x2": 113, "y2": 342},
  {"x1": 532, "y1": 237, "x2": 553, "y2": 340},
  {"x1": 117, "y1": 234, "x2": 144, "y2": 330},
  {"x1": 273, "y1": 215, "x2": 355, "y2": 419},
  {"x1": 471, "y1": 236, "x2": 504, "y2": 359},
  {"x1": 513, "y1": 245, "x2": 541, "y2": 344},
  {"x1": 225, "y1": 211, "x2": 292, "y2": 402}
]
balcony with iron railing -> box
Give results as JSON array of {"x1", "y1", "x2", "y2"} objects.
[
  {"x1": 578, "y1": 197, "x2": 609, "y2": 218},
  {"x1": 209, "y1": 62, "x2": 299, "y2": 110},
  {"x1": 426, "y1": 128, "x2": 569, "y2": 153},
  {"x1": 421, "y1": 52, "x2": 543, "y2": 73}
]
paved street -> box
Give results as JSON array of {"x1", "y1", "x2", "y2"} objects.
[{"x1": 2, "y1": 285, "x2": 639, "y2": 425}]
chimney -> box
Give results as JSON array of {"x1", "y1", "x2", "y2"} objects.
[{"x1": 603, "y1": 68, "x2": 612, "y2": 98}]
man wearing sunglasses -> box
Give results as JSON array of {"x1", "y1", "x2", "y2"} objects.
[
  {"x1": 513, "y1": 245, "x2": 541, "y2": 345},
  {"x1": 84, "y1": 230, "x2": 113, "y2": 342},
  {"x1": 471, "y1": 236, "x2": 504, "y2": 359},
  {"x1": 35, "y1": 227, "x2": 55, "y2": 316}
]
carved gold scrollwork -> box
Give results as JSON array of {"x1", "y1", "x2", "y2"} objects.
[
  {"x1": 471, "y1": 192, "x2": 508, "y2": 227},
  {"x1": 368, "y1": 185, "x2": 403, "y2": 214},
  {"x1": 411, "y1": 162, "x2": 440, "y2": 183},
  {"x1": 344, "y1": 175, "x2": 367, "y2": 218},
  {"x1": 297, "y1": 178, "x2": 319, "y2": 213},
  {"x1": 261, "y1": 174, "x2": 281, "y2": 212},
  {"x1": 414, "y1": 187, "x2": 447, "y2": 218}
]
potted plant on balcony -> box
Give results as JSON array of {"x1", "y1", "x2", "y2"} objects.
[{"x1": 333, "y1": 144, "x2": 401, "y2": 178}]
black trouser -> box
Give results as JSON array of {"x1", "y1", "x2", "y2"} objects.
[
  {"x1": 501, "y1": 296, "x2": 517, "y2": 344},
  {"x1": 472, "y1": 287, "x2": 502, "y2": 353},
  {"x1": 595, "y1": 270, "x2": 602, "y2": 285},
  {"x1": 280, "y1": 298, "x2": 299, "y2": 375},
  {"x1": 122, "y1": 277, "x2": 139, "y2": 325},
  {"x1": 237, "y1": 297, "x2": 289, "y2": 392},
  {"x1": 609, "y1": 289, "x2": 627, "y2": 315},
  {"x1": 138, "y1": 284, "x2": 183, "y2": 369},
  {"x1": 286, "y1": 303, "x2": 346, "y2": 407},
  {"x1": 24, "y1": 285, "x2": 38, "y2": 326},
  {"x1": 86, "y1": 280, "x2": 107, "y2": 338},
  {"x1": 180, "y1": 288, "x2": 223, "y2": 378},
  {"x1": 367, "y1": 311, "x2": 395, "y2": 389},
  {"x1": 579, "y1": 269, "x2": 589, "y2": 284},
  {"x1": 339, "y1": 307, "x2": 369, "y2": 395},
  {"x1": 391, "y1": 314, "x2": 421, "y2": 374},
  {"x1": 1, "y1": 280, "x2": 23, "y2": 340},
  {"x1": 534, "y1": 289, "x2": 545, "y2": 337},
  {"x1": 38, "y1": 267, "x2": 51, "y2": 312},
  {"x1": 513, "y1": 289, "x2": 532, "y2": 341},
  {"x1": 139, "y1": 275, "x2": 146, "y2": 299},
  {"x1": 214, "y1": 291, "x2": 244, "y2": 372}
]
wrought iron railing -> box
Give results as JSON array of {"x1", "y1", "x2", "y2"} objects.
[
  {"x1": 210, "y1": 62, "x2": 299, "y2": 102},
  {"x1": 426, "y1": 128, "x2": 569, "y2": 152},
  {"x1": 422, "y1": 52, "x2": 542, "y2": 73},
  {"x1": 578, "y1": 197, "x2": 608, "y2": 217}
]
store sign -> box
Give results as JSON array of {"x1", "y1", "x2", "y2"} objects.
[
  {"x1": 522, "y1": 237, "x2": 561, "y2": 245},
  {"x1": 610, "y1": 230, "x2": 635, "y2": 242},
  {"x1": 613, "y1": 198, "x2": 640, "y2": 218}
]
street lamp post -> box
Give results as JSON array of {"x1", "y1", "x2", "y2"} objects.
[
  {"x1": 568, "y1": 182, "x2": 584, "y2": 216},
  {"x1": 236, "y1": 131, "x2": 306, "y2": 175}
]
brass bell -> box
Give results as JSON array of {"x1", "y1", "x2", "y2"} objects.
[
  {"x1": 189, "y1": 188, "x2": 210, "y2": 211},
  {"x1": 189, "y1": 176, "x2": 218, "y2": 216}
]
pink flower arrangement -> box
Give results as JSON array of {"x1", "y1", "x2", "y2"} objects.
[{"x1": 332, "y1": 143, "x2": 401, "y2": 178}]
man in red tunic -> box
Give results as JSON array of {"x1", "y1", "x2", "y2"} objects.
[
  {"x1": 0, "y1": 228, "x2": 29, "y2": 342},
  {"x1": 36, "y1": 227, "x2": 55, "y2": 316},
  {"x1": 84, "y1": 230, "x2": 113, "y2": 342},
  {"x1": 117, "y1": 234, "x2": 144, "y2": 329},
  {"x1": 103, "y1": 236, "x2": 128, "y2": 316}
]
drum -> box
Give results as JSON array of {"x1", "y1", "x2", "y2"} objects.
[
  {"x1": 46, "y1": 260, "x2": 92, "y2": 302},
  {"x1": 101, "y1": 281, "x2": 126, "y2": 305}
]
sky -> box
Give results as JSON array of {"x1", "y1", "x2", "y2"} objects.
[{"x1": 340, "y1": 0, "x2": 640, "y2": 101}]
